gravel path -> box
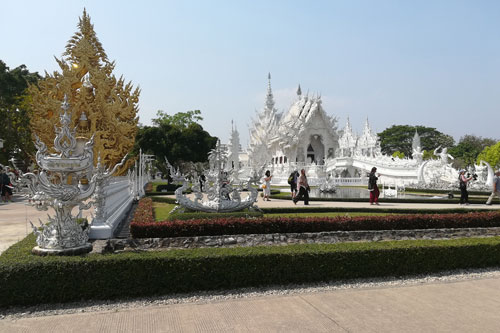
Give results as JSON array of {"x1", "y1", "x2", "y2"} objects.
[{"x1": 2, "y1": 266, "x2": 500, "y2": 320}]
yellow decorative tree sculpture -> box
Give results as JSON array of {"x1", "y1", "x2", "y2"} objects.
[{"x1": 29, "y1": 9, "x2": 139, "y2": 174}]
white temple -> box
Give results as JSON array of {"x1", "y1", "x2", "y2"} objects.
[{"x1": 227, "y1": 74, "x2": 494, "y2": 190}]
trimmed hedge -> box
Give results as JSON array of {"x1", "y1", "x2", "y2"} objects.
[
  {"x1": 151, "y1": 196, "x2": 178, "y2": 204},
  {"x1": 146, "y1": 191, "x2": 176, "y2": 196},
  {"x1": 131, "y1": 197, "x2": 155, "y2": 224},
  {"x1": 261, "y1": 207, "x2": 489, "y2": 215},
  {"x1": 156, "y1": 184, "x2": 182, "y2": 192},
  {"x1": 130, "y1": 210, "x2": 500, "y2": 238},
  {"x1": 2, "y1": 234, "x2": 500, "y2": 306}
]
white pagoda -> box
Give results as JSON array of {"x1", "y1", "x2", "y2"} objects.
[{"x1": 240, "y1": 74, "x2": 380, "y2": 184}]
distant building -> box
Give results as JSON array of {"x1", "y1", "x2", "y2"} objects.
[{"x1": 245, "y1": 74, "x2": 380, "y2": 170}]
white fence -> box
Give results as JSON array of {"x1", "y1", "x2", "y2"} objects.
[
  {"x1": 332, "y1": 177, "x2": 368, "y2": 186},
  {"x1": 89, "y1": 151, "x2": 152, "y2": 240}
]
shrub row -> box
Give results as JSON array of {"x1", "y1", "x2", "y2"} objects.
[
  {"x1": 130, "y1": 197, "x2": 155, "y2": 224},
  {"x1": 2, "y1": 234, "x2": 500, "y2": 307},
  {"x1": 146, "y1": 191, "x2": 176, "y2": 196},
  {"x1": 150, "y1": 196, "x2": 178, "y2": 204},
  {"x1": 156, "y1": 184, "x2": 182, "y2": 192},
  {"x1": 130, "y1": 210, "x2": 500, "y2": 238}
]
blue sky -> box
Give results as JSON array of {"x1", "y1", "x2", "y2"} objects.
[{"x1": 2, "y1": 0, "x2": 499, "y2": 146}]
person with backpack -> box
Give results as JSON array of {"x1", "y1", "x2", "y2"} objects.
[
  {"x1": 293, "y1": 169, "x2": 310, "y2": 205},
  {"x1": 288, "y1": 170, "x2": 299, "y2": 199},
  {"x1": 458, "y1": 169, "x2": 473, "y2": 205}
]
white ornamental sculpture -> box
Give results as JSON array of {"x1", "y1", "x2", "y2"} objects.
[
  {"x1": 167, "y1": 141, "x2": 260, "y2": 213},
  {"x1": 23, "y1": 96, "x2": 124, "y2": 255}
]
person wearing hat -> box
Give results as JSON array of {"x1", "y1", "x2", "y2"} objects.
[
  {"x1": 458, "y1": 169, "x2": 473, "y2": 205},
  {"x1": 486, "y1": 170, "x2": 500, "y2": 205},
  {"x1": 368, "y1": 167, "x2": 380, "y2": 205}
]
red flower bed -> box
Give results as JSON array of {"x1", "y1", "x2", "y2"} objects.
[
  {"x1": 130, "y1": 200, "x2": 500, "y2": 238},
  {"x1": 131, "y1": 197, "x2": 155, "y2": 224}
]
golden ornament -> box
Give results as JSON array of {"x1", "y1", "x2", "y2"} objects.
[{"x1": 29, "y1": 9, "x2": 139, "y2": 174}]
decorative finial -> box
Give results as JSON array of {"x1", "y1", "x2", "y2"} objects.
[
  {"x1": 61, "y1": 94, "x2": 70, "y2": 113},
  {"x1": 265, "y1": 73, "x2": 275, "y2": 111},
  {"x1": 297, "y1": 84, "x2": 302, "y2": 96}
]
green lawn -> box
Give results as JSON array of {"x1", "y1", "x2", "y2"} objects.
[
  {"x1": 264, "y1": 212, "x2": 391, "y2": 218},
  {"x1": 154, "y1": 201, "x2": 390, "y2": 220},
  {"x1": 154, "y1": 202, "x2": 177, "y2": 221}
]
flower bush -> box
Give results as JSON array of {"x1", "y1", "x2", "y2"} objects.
[
  {"x1": 130, "y1": 201, "x2": 500, "y2": 238},
  {"x1": 131, "y1": 197, "x2": 155, "y2": 224}
]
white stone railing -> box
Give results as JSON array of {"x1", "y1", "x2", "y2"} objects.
[
  {"x1": 332, "y1": 177, "x2": 368, "y2": 186},
  {"x1": 89, "y1": 151, "x2": 153, "y2": 240},
  {"x1": 89, "y1": 176, "x2": 134, "y2": 239}
]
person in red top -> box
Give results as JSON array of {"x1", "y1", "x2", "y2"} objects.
[{"x1": 368, "y1": 167, "x2": 380, "y2": 205}]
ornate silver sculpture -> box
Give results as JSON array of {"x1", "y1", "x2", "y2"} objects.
[
  {"x1": 319, "y1": 175, "x2": 337, "y2": 193},
  {"x1": 23, "y1": 96, "x2": 120, "y2": 255},
  {"x1": 167, "y1": 141, "x2": 260, "y2": 213}
]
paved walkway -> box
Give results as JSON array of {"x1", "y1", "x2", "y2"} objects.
[
  {"x1": 2, "y1": 276, "x2": 500, "y2": 332},
  {"x1": 2, "y1": 194, "x2": 500, "y2": 331}
]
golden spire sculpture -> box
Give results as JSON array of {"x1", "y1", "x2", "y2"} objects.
[{"x1": 29, "y1": 9, "x2": 139, "y2": 174}]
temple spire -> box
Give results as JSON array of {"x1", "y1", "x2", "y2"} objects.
[
  {"x1": 412, "y1": 129, "x2": 421, "y2": 151},
  {"x1": 364, "y1": 117, "x2": 370, "y2": 130},
  {"x1": 297, "y1": 84, "x2": 302, "y2": 97},
  {"x1": 265, "y1": 72, "x2": 275, "y2": 111}
]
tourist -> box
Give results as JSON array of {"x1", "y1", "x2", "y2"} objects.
[
  {"x1": 263, "y1": 170, "x2": 272, "y2": 201},
  {"x1": 288, "y1": 170, "x2": 299, "y2": 199},
  {"x1": 485, "y1": 170, "x2": 500, "y2": 205},
  {"x1": 0, "y1": 167, "x2": 12, "y2": 203},
  {"x1": 293, "y1": 169, "x2": 310, "y2": 205},
  {"x1": 368, "y1": 167, "x2": 380, "y2": 205},
  {"x1": 458, "y1": 169, "x2": 473, "y2": 205},
  {"x1": 198, "y1": 174, "x2": 206, "y2": 192}
]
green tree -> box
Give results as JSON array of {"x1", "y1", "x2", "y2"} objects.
[
  {"x1": 0, "y1": 60, "x2": 41, "y2": 168},
  {"x1": 448, "y1": 135, "x2": 497, "y2": 168},
  {"x1": 422, "y1": 150, "x2": 435, "y2": 160},
  {"x1": 378, "y1": 125, "x2": 455, "y2": 157},
  {"x1": 477, "y1": 141, "x2": 500, "y2": 169},
  {"x1": 153, "y1": 110, "x2": 203, "y2": 128},
  {"x1": 392, "y1": 151, "x2": 405, "y2": 159},
  {"x1": 135, "y1": 110, "x2": 217, "y2": 175}
]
